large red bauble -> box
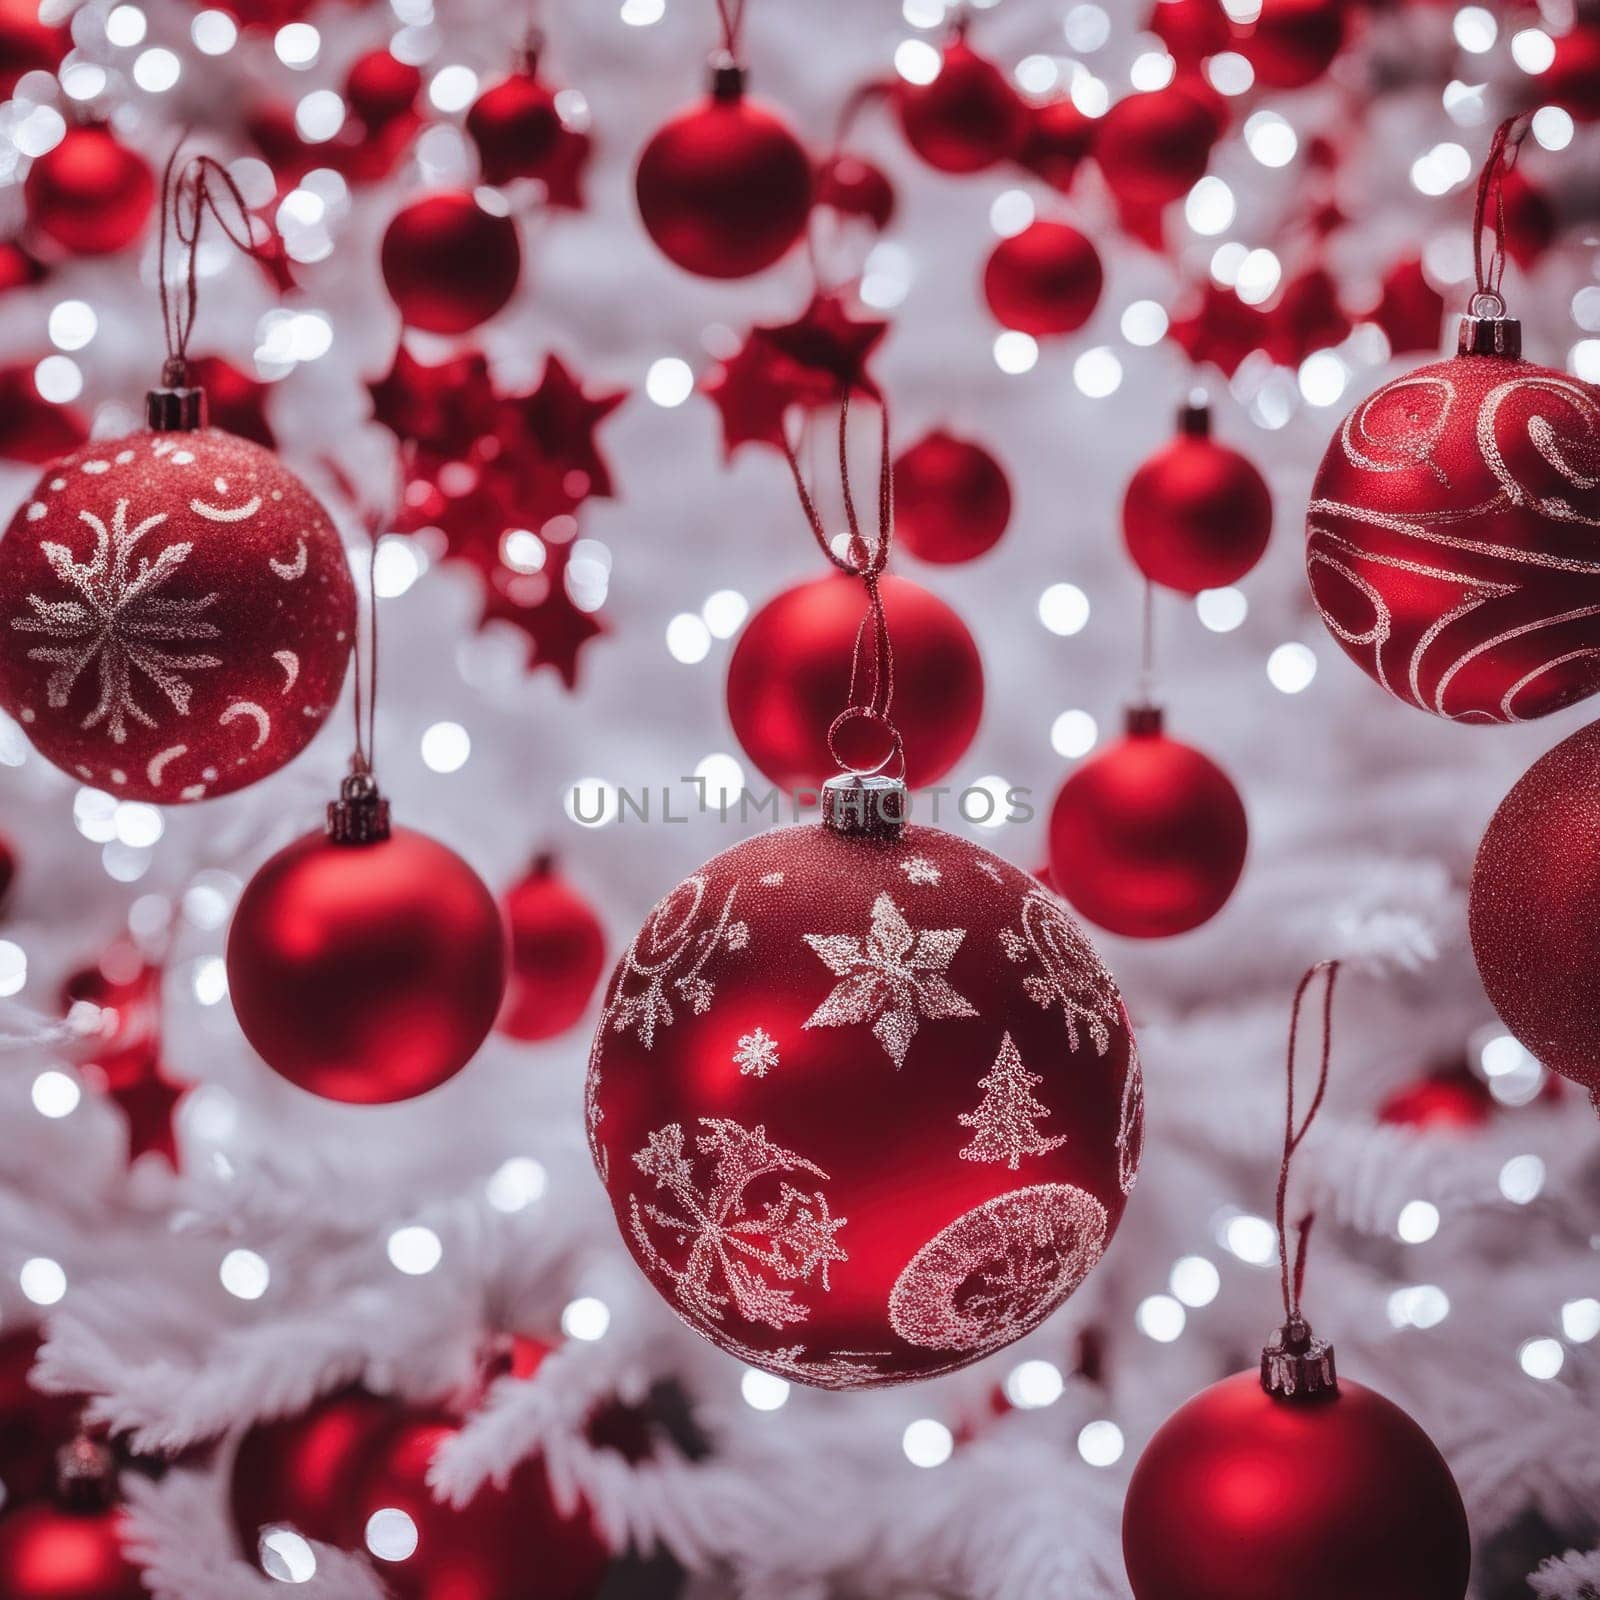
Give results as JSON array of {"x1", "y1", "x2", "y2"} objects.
[
  {"x1": 586, "y1": 814, "x2": 1142, "y2": 1389},
  {"x1": 467, "y1": 68, "x2": 564, "y2": 187},
  {"x1": 226, "y1": 825, "x2": 507, "y2": 1103},
  {"x1": 23, "y1": 127, "x2": 155, "y2": 257},
  {"x1": 0, "y1": 1330, "x2": 82, "y2": 1505},
  {"x1": 1122, "y1": 1372, "x2": 1470, "y2": 1600},
  {"x1": 0, "y1": 426, "x2": 355, "y2": 802},
  {"x1": 982, "y1": 220, "x2": 1102, "y2": 337},
  {"x1": 1122, "y1": 405, "x2": 1272, "y2": 593},
  {"x1": 0, "y1": 1505, "x2": 145, "y2": 1600},
  {"x1": 498, "y1": 853, "x2": 607, "y2": 1043},
  {"x1": 635, "y1": 79, "x2": 812, "y2": 279},
  {"x1": 893, "y1": 429, "x2": 1012, "y2": 565},
  {"x1": 1095, "y1": 83, "x2": 1218, "y2": 208},
  {"x1": 1469, "y1": 719, "x2": 1600, "y2": 1110},
  {"x1": 726, "y1": 572, "x2": 983, "y2": 791},
  {"x1": 1304, "y1": 333, "x2": 1600, "y2": 723},
  {"x1": 1048, "y1": 709, "x2": 1247, "y2": 939},
  {"x1": 1238, "y1": 0, "x2": 1348, "y2": 87},
  {"x1": 380, "y1": 193, "x2": 522, "y2": 334},
  {"x1": 895, "y1": 37, "x2": 1028, "y2": 174}
]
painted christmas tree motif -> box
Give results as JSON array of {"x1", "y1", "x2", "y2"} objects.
[
  {"x1": 957, "y1": 1034, "x2": 1068, "y2": 1170},
  {"x1": 12, "y1": 498, "x2": 222, "y2": 743},
  {"x1": 1003, "y1": 891, "x2": 1121, "y2": 1055},
  {"x1": 629, "y1": 1118, "x2": 848, "y2": 1332},
  {"x1": 899, "y1": 855, "x2": 941, "y2": 886},
  {"x1": 1117, "y1": 1032, "x2": 1145, "y2": 1196},
  {"x1": 803, "y1": 891, "x2": 977, "y2": 1068},
  {"x1": 734, "y1": 1028, "x2": 780, "y2": 1077}
]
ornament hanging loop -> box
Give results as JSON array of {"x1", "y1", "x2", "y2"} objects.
[{"x1": 1460, "y1": 114, "x2": 1531, "y2": 357}]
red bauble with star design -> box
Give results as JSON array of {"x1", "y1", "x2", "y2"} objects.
[
  {"x1": 982, "y1": 221, "x2": 1102, "y2": 337},
  {"x1": 587, "y1": 795, "x2": 1142, "y2": 1389},
  {"x1": 0, "y1": 1504, "x2": 145, "y2": 1600},
  {"x1": 499, "y1": 853, "x2": 608, "y2": 1043},
  {"x1": 1237, "y1": 0, "x2": 1349, "y2": 88},
  {"x1": 381, "y1": 193, "x2": 522, "y2": 334},
  {"x1": 1095, "y1": 82, "x2": 1219, "y2": 208},
  {"x1": 1305, "y1": 316, "x2": 1600, "y2": 723},
  {"x1": 24, "y1": 126, "x2": 154, "y2": 258},
  {"x1": 895, "y1": 35, "x2": 1028, "y2": 174},
  {"x1": 893, "y1": 429, "x2": 1012, "y2": 564},
  {"x1": 0, "y1": 418, "x2": 355, "y2": 803}
]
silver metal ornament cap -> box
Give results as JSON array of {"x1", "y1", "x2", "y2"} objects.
[
  {"x1": 1261, "y1": 1314, "x2": 1339, "y2": 1401},
  {"x1": 822, "y1": 773, "x2": 907, "y2": 839},
  {"x1": 327, "y1": 770, "x2": 391, "y2": 844},
  {"x1": 146, "y1": 360, "x2": 208, "y2": 432},
  {"x1": 1457, "y1": 309, "x2": 1522, "y2": 359}
]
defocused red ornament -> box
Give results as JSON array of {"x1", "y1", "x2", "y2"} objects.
[
  {"x1": 1470, "y1": 719, "x2": 1600, "y2": 1111},
  {"x1": 1168, "y1": 281, "x2": 1272, "y2": 377},
  {"x1": 228, "y1": 808, "x2": 507, "y2": 1103},
  {"x1": 893, "y1": 429, "x2": 1012, "y2": 564},
  {"x1": 0, "y1": 362, "x2": 87, "y2": 465},
  {"x1": 0, "y1": 1331, "x2": 82, "y2": 1506},
  {"x1": 814, "y1": 153, "x2": 896, "y2": 231},
  {"x1": 1264, "y1": 266, "x2": 1352, "y2": 367},
  {"x1": 369, "y1": 346, "x2": 500, "y2": 460},
  {"x1": 468, "y1": 54, "x2": 564, "y2": 187},
  {"x1": 475, "y1": 519, "x2": 608, "y2": 687},
  {"x1": 727, "y1": 572, "x2": 983, "y2": 791},
  {"x1": 982, "y1": 221, "x2": 1102, "y2": 336},
  {"x1": 1367, "y1": 255, "x2": 1444, "y2": 357},
  {"x1": 495, "y1": 353, "x2": 628, "y2": 518},
  {"x1": 1377, "y1": 1063, "x2": 1493, "y2": 1129},
  {"x1": 0, "y1": 0, "x2": 69, "y2": 97},
  {"x1": 498, "y1": 853, "x2": 607, "y2": 1042},
  {"x1": 0, "y1": 830, "x2": 14, "y2": 909},
  {"x1": 1017, "y1": 98, "x2": 1094, "y2": 193},
  {"x1": 381, "y1": 193, "x2": 522, "y2": 334},
  {"x1": 0, "y1": 238, "x2": 47, "y2": 295},
  {"x1": 345, "y1": 48, "x2": 422, "y2": 129},
  {"x1": 1305, "y1": 316, "x2": 1600, "y2": 722},
  {"x1": 184, "y1": 355, "x2": 275, "y2": 449},
  {"x1": 1498, "y1": 167, "x2": 1557, "y2": 271},
  {"x1": 24, "y1": 126, "x2": 155, "y2": 257},
  {"x1": 1149, "y1": 0, "x2": 1231, "y2": 66},
  {"x1": 588, "y1": 799, "x2": 1142, "y2": 1389},
  {"x1": 1122, "y1": 402, "x2": 1272, "y2": 593},
  {"x1": 635, "y1": 64, "x2": 811, "y2": 279},
  {"x1": 1048, "y1": 706, "x2": 1247, "y2": 939},
  {"x1": 1237, "y1": 0, "x2": 1349, "y2": 88},
  {"x1": 0, "y1": 1504, "x2": 145, "y2": 1600},
  {"x1": 1542, "y1": 21, "x2": 1600, "y2": 121},
  {"x1": 1095, "y1": 82, "x2": 1219, "y2": 207},
  {"x1": 895, "y1": 34, "x2": 1028, "y2": 173},
  {"x1": 0, "y1": 419, "x2": 355, "y2": 802}
]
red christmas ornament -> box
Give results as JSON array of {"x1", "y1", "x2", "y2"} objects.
[
  {"x1": 1367, "y1": 255, "x2": 1445, "y2": 357},
  {"x1": 1237, "y1": 0, "x2": 1349, "y2": 88},
  {"x1": 982, "y1": 220, "x2": 1103, "y2": 337},
  {"x1": 1095, "y1": 82, "x2": 1219, "y2": 208},
  {"x1": 1377, "y1": 1063, "x2": 1493, "y2": 1130},
  {"x1": 587, "y1": 791, "x2": 1142, "y2": 1389},
  {"x1": 1048, "y1": 706, "x2": 1247, "y2": 939},
  {"x1": 0, "y1": 0, "x2": 69, "y2": 97},
  {"x1": 814, "y1": 153, "x2": 896, "y2": 231},
  {"x1": 893, "y1": 429, "x2": 1012, "y2": 564},
  {"x1": 1017, "y1": 98, "x2": 1094, "y2": 194},
  {"x1": 185, "y1": 355, "x2": 276, "y2": 449},
  {"x1": 0, "y1": 238, "x2": 48, "y2": 295},
  {"x1": 0, "y1": 415, "x2": 356, "y2": 803},
  {"x1": 1543, "y1": 22, "x2": 1600, "y2": 121},
  {"x1": 895, "y1": 35, "x2": 1028, "y2": 174},
  {"x1": 635, "y1": 63, "x2": 812, "y2": 279},
  {"x1": 0, "y1": 829, "x2": 14, "y2": 909},
  {"x1": 1168, "y1": 281, "x2": 1272, "y2": 378},
  {"x1": 381, "y1": 193, "x2": 522, "y2": 335},
  {"x1": 227, "y1": 790, "x2": 507, "y2": 1103},
  {"x1": 498, "y1": 853, "x2": 608, "y2": 1043},
  {"x1": 24, "y1": 126, "x2": 155, "y2": 257},
  {"x1": 344, "y1": 49, "x2": 422, "y2": 129},
  {"x1": 0, "y1": 1331, "x2": 82, "y2": 1506},
  {"x1": 0, "y1": 1504, "x2": 145, "y2": 1600},
  {"x1": 1498, "y1": 166, "x2": 1557, "y2": 272},
  {"x1": 1149, "y1": 0, "x2": 1231, "y2": 67},
  {"x1": 1122, "y1": 401, "x2": 1272, "y2": 593},
  {"x1": 369, "y1": 346, "x2": 500, "y2": 461},
  {"x1": 0, "y1": 362, "x2": 88, "y2": 465},
  {"x1": 476, "y1": 524, "x2": 608, "y2": 688},
  {"x1": 1470, "y1": 718, "x2": 1600, "y2": 1111},
  {"x1": 727, "y1": 572, "x2": 983, "y2": 791},
  {"x1": 1264, "y1": 266, "x2": 1352, "y2": 367},
  {"x1": 468, "y1": 52, "x2": 564, "y2": 188}
]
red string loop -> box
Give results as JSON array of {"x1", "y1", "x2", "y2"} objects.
[
  {"x1": 1470, "y1": 113, "x2": 1532, "y2": 318},
  {"x1": 714, "y1": 0, "x2": 748, "y2": 57},
  {"x1": 1276, "y1": 960, "x2": 1340, "y2": 1324}
]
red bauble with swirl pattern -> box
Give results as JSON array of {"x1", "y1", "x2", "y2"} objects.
[
  {"x1": 1305, "y1": 327, "x2": 1600, "y2": 723},
  {"x1": 0, "y1": 426, "x2": 355, "y2": 802},
  {"x1": 586, "y1": 812, "x2": 1142, "y2": 1389}
]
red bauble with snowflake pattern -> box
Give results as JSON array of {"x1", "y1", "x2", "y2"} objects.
[
  {"x1": 0, "y1": 416, "x2": 355, "y2": 802},
  {"x1": 499, "y1": 853, "x2": 608, "y2": 1043},
  {"x1": 381, "y1": 192, "x2": 522, "y2": 334},
  {"x1": 895, "y1": 36, "x2": 1029, "y2": 174},
  {"x1": 24, "y1": 126, "x2": 154, "y2": 257},
  {"x1": 893, "y1": 429, "x2": 1012, "y2": 564},
  {"x1": 587, "y1": 791, "x2": 1141, "y2": 1389},
  {"x1": 982, "y1": 220, "x2": 1102, "y2": 337}
]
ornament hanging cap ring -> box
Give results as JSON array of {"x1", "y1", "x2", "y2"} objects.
[{"x1": 1460, "y1": 114, "x2": 1534, "y2": 358}]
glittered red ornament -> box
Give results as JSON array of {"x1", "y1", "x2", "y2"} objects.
[
  {"x1": 1470, "y1": 718, "x2": 1600, "y2": 1110},
  {"x1": 0, "y1": 1504, "x2": 145, "y2": 1600},
  {"x1": 1543, "y1": 22, "x2": 1600, "y2": 121},
  {"x1": 24, "y1": 126, "x2": 155, "y2": 258},
  {"x1": 727, "y1": 572, "x2": 983, "y2": 791},
  {"x1": 1122, "y1": 403, "x2": 1272, "y2": 593},
  {"x1": 587, "y1": 798, "x2": 1142, "y2": 1389},
  {"x1": 1305, "y1": 318, "x2": 1600, "y2": 723},
  {"x1": 982, "y1": 220, "x2": 1102, "y2": 337},
  {"x1": 893, "y1": 429, "x2": 1012, "y2": 564},
  {"x1": 814, "y1": 153, "x2": 896, "y2": 231},
  {"x1": 1048, "y1": 707, "x2": 1247, "y2": 939},
  {"x1": 498, "y1": 853, "x2": 607, "y2": 1043},
  {"x1": 635, "y1": 65, "x2": 812, "y2": 279},
  {"x1": 381, "y1": 193, "x2": 522, "y2": 335},
  {"x1": 1095, "y1": 83, "x2": 1219, "y2": 208},
  {"x1": 1237, "y1": 0, "x2": 1349, "y2": 88},
  {"x1": 895, "y1": 36, "x2": 1028, "y2": 174},
  {"x1": 0, "y1": 1331, "x2": 82, "y2": 1506},
  {"x1": 468, "y1": 64, "x2": 563, "y2": 187},
  {"x1": 0, "y1": 362, "x2": 87, "y2": 465},
  {"x1": 0, "y1": 422, "x2": 356, "y2": 802},
  {"x1": 1017, "y1": 98, "x2": 1094, "y2": 193}
]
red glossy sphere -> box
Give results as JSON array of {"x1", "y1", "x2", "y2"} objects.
[
  {"x1": 1017, "y1": 98, "x2": 1094, "y2": 193},
  {"x1": 1048, "y1": 714, "x2": 1247, "y2": 939},
  {"x1": 893, "y1": 429, "x2": 1012, "y2": 565},
  {"x1": 227, "y1": 826, "x2": 507, "y2": 1103},
  {"x1": 345, "y1": 49, "x2": 422, "y2": 127},
  {"x1": 895, "y1": 38, "x2": 1029, "y2": 173},
  {"x1": 1123, "y1": 1372, "x2": 1471, "y2": 1600},
  {"x1": 1305, "y1": 350, "x2": 1600, "y2": 723},
  {"x1": 0, "y1": 0, "x2": 69, "y2": 97},
  {"x1": 635, "y1": 90, "x2": 812, "y2": 278},
  {"x1": 380, "y1": 193, "x2": 522, "y2": 334},
  {"x1": 588, "y1": 821, "x2": 1142, "y2": 1388},
  {"x1": 1377, "y1": 1067, "x2": 1493, "y2": 1130},
  {"x1": 1095, "y1": 83, "x2": 1218, "y2": 207},
  {"x1": 1543, "y1": 23, "x2": 1600, "y2": 121},
  {"x1": 814, "y1": 154, "x2": 896, "y2": 231},
  {"x1": 727, "y1": 572, "x2": 984, "y2": 791},
  {"x1": 467, "y1": 70, "x2": 564, "y2": 186},
  {"x1": 0, "y1": 428, "x2": 355, "y2": 802},
  {"x1": 982, "y1": 220, "x2": 1103, "y2": 336},
  {"x1": 498, "y1": 854, "x2": 607, "y2": 1043},
  {"x1": 0, "y1": 1506, "x2": 145, "y2": 1600},
  {"x1": 1239, "y1": 0, "x2": 1349, "y2": 89},
  {"x1": 1149, "y1": 0, "x2": 1231, "y2": 65},
  {"x1": 24, "y1": 127, "x2": 155, "y2": 257}
]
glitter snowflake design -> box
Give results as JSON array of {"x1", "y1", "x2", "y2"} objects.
[
  {"x1": 803, "y1": 892, "x2": 977, "y2": 1068},
  {"x1": 629, "y1": 1119, "x2": 848, "y2": 1332},
  {"x1": 1117, "y1": 1035, "x2": 1145, "y2": 1196},
  {"x1": 958, "y1": 1033, "x2": 1068, "y2": 1170},
  {"x1": 12, "y1": 497, "x2": 222, "y2": 743},
  {"x1": 899, "y1": 855, "x2": 941, "y2": 886},
  {"x1": 734, "y1": 1028, "x2": 780, "y2": 1077},
  {"x1": 1002, "y1": 891, "x2": 1120, "y2": 1055}
]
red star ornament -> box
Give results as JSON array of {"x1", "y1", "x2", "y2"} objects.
[
  {"x1": 368, "y1": 344, "x2": 500, "y2": 462},
  {"x1": 1167, "y1": 281, "x2": 1272, "y2": 377},
  {"x1": 495, "y1": 353, "x2": 628, "y2": 516},
  {"x1": 478, "y1": 526, "x2": 606, "y2": 688}
]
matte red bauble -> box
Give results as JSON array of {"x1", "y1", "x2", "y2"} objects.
[
  {"x1": 727, "y1": 572, "x2": 983, "y2": 791},
  {"x1": 1543, "y1": 22, "x2": 1600, "y2": 120},
  {"x1": 1149, "y1": 0, "x2": 1230, "y2": 66},
  {"x1": 586, "y1": 793, "x2": 1142, "y2": 1388},
  {"x1": 0, "y1": 423, "x2": 355, "y2": 801},
  {"x1": 1377, "y1": 1065, "x2": 1493, "y2": 1130},
  {"x1": 1095, "y1": 83, "x2": 1218, "y2": 207},
  {"x1": 1048, "y1": 707, "x2": 1247, "y2": 939},
  {"x1": 498, "y1": 853, "x2": 607, "y2": 1043},
  {"x1": 227, "y1": 812, "x2": 506, "y2": 1103},
  {"x1": 635, "y1": 69, "x2": 812, "y2": 279},
  {"x1": 814, "y1": 154, "x2": 896, "y2": 231},
  {"x1": 23, "y1": 126, "x2": 155, "y2": 257},
  {"x1": 0, "y1": 0, "x2": 69, "y2": 98},
  {"x1": 982, "y1": 221, "x2": 1102, "y2": 337},
  {"x1": 468, "y1": 68, "x2": 563, "y2": 187},
  {"x1": 1305, "y1": 317, "x2": 1600, "y2": 723},
  {"x1": 893, "y1": 429, "x2": 1012, "y2": 565},
  {"x1": 1018, "y1": 98, "x2": 1094, "y2": 193},
  {"x1": 895, "y1": 36, "x2": 1028, "y2": 174},
  {"x1": 0, "y1": 1505, "x2": 145, "y2": 1600},
  {"x1": 380, "y1": 193, "x2": 522, "y2": 334},
  {"x1": 0, "y1": 1331, "x2": 82, "y2": 1505},
  {"x1": 1238, "y1": 0, "x2": 1348, "y2": 88},
  {"x1": 1470, "y1": 718, "x2": 1600, "y2": 1110},
  {"x1": 1122, "y1": 403, "x2": 1272, "y2": 593},
  {"x1": 344, "y1": 49, "x2": 422, "y2": 128}
]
